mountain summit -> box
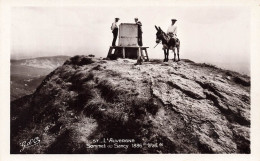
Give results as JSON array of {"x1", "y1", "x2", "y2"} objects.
[{"x1": 11, "y1": 55, "x2": 250, "y2": 154}]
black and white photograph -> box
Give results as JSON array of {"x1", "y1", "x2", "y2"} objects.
[{"x1": 1, "y1": 0, "x2": 260, "y2": 160}]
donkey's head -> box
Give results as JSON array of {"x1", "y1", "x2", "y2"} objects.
[{"x1": 155, "y1": 25, "x2": 165, "y2": 43}]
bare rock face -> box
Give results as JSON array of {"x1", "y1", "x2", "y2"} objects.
[{"x1": 11, "y1": 56, "x2": 250, "y2": 154}]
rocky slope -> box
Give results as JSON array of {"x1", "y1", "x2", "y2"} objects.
[{"x1": 11, "y1": 55, "x2": 250, "y2": 154}]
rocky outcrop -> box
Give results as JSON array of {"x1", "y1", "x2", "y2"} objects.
[{"x1": 11, "y1": 56, "x2": 250, "y2": 154}]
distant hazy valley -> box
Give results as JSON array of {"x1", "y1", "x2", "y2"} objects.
[{"x1": 11, "y1": 56, "x2": 70, "y2": 101}]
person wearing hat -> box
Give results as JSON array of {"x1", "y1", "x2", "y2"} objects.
[
  {"x1": 167, "y1": 19, "x2": 177, "y2": 38},
  {"x1": 111, "y1": 18, "x2": 120, "y2": 46},
  {"x1": 134, "y1": 18, "x2": 143, "y2": 46}
]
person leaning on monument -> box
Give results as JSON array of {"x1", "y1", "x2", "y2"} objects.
[
  {"x1": 111, "y1": 18, "x2": 120, "y2": 46},
  {"x1": 134, "y1": 18, "x2": 143, "y2": 46}
]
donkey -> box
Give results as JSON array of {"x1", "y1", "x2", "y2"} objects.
[{"x1": 155, "y1": 25, "x2": 180, "y2": 62}]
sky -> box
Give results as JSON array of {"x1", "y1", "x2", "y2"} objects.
[{"x1": 11, "y1": 6, "x2": 250, "y2": 75}]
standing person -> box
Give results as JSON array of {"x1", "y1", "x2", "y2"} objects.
[
  {"x1": 135, "y1": 18, "x2": 143, "y2": 46},
  {"x1": 111, "y1": 18, "x2": 119, "y2": 46}
]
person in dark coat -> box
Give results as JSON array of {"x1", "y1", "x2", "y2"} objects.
[
  {"x1": 111, "y1": 18, "x2": 120, "y2": 46},
  {"x1": 135, "y1": 18, "x2": 143, "y2": 46}
]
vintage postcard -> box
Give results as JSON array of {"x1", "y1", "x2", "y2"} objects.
[{"x1": 1, "y1": 0, "x2": 260, "y2": 160}]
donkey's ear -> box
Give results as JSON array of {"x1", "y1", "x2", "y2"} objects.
[
  {"x1": 155, "y1": 25, "x2": 159, "y2": 31},
  {"x1": 158, "y1": 27, "x2": 162, "y2": 31}
]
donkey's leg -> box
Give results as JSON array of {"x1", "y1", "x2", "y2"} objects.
[
  {"x1": 177, "y1": 45, "x2": 180, "y2": 61},
  {"x1": 173, "y1": 48, "x2": 176, "y2": 61},
  {"x1": 166, "y1": 48, "x2": 169, "y2": 62},
  {"x1": 163, "y1": 49, "x2": 167, "y2": 62}
]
